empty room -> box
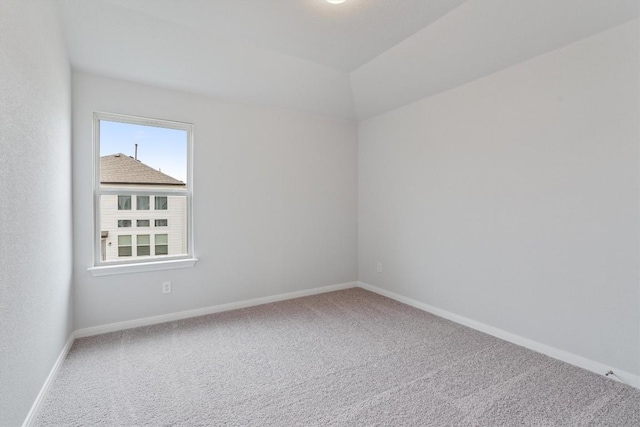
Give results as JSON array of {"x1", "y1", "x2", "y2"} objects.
[{"x1": 1, "y1": 0, "x2": 639, "y2": 425}]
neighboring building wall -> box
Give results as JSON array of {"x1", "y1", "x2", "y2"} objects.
[
  {"x1": 0, "y1": 1, "x2": 72, "y2": 426},
  {"x1": 100, "y1": 194, "x2": 187, "y2": 260}
]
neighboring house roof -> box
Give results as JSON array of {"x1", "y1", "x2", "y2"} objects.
[{"x1": 100, "y1": 153, "x2": 185, "y2": 186}]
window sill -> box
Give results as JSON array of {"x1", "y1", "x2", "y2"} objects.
[{"x1": 88, "y1": 258, "x2": 198, "y2": 277}]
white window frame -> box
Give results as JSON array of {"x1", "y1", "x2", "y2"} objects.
[{"x1": 89, "y1": 112, "x2": 197, "y2": 276}]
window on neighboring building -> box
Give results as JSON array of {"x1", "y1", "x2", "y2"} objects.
[
  {"x1": 155, "y1": 196, "x2": 168, "y2": 210},
  {"x1": 137, "y1": 234, "x2": 151, "y2": 256},
  {"x1": 118, "y1": 195, "x2": 131, "y2": 210},
  {"x1": 155, "y1": 234, "x2": 168, "y2": 255},
  {"x1": 137, "y1": 196, "x2": 150, "y2": 210},
  {"x1": 94, "y1": 112, "x2": 193, "y2": 269},
  {"x1": 118, "y1": 235, "x2": 132, "y2": 257}
]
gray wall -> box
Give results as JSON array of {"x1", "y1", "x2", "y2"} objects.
[
  {"x1": 72, "y1": 72, "x2": 358, "y2": 330},
  {"x1": 358, "y1": 21, "x2": 640, "y2": 376},
  {"x1": 0, "y1": 1, "x2": 73, "y2": 426}
]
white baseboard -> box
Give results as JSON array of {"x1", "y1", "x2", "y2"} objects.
[
  {"x1": 357, "y1": 281, "x2": 640, "y2": 390},
  {"x1": 22, "y1": 333, "x2": 75, "y2": 427},
  {"x1": 74, "y1": 281, "x2": 357, "y2": 338}
]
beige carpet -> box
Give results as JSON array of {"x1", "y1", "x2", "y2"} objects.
[{"x1": 35, "y1": 288, "x2": 640, "y2": 426}]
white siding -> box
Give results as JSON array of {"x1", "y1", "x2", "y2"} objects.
[{"x1": 100, "y1": 194, "x2": 187, "y2": 261}]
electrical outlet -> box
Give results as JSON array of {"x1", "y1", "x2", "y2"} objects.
[
  {"x1": 376, "y1": 262, "x2": 383, "y2": 273},
  {"x1": 162, "y1": 281, "x2": 172, "y2": 294}
]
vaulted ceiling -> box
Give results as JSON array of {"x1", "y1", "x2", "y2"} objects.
[{"x1": 56, "y1": 0, "x2": 638, "y2": 121}]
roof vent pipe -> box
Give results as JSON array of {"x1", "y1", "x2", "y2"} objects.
[{"x1": 135, "y1": 143, "x2": 138, "y2": 160}]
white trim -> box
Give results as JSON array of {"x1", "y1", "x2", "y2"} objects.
[
  {"x1": 75, "y1": 281, "x2": 357, "y2": 337},
  {"x1": 88, "y1": 257, "x2": 198, "y2": 276},
  {"x1": 99, "y1": 188, "x2": 189, "y2": 196},
  {"x1": 22, "y1": 334, "x2": 75, "y2": 427},
  {"x1": 357, "y1": 281, "x2": 640, "y2": 390},
  {"x1": 93, "y1": 112, "x2": 194, "y2": 132}
]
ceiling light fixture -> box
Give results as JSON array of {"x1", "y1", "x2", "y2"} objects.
[{"x1": 326, "y1": 0, "x2": 346, "y2": 4}]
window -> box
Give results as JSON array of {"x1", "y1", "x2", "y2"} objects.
[
  {"x1": 118, "y1": 235, "x2": 132, "y2": 257},
  {"x1": 155, "y1": 196, "x2": 168, "y2": 210},
  {"x1": 137, "y1": 235, "x2": 151, "y2": 256},
  {"x1": 92, "y1": 112, "x2": 194, "y2": 273},
  {"x1": 155, "y1": 234, "x2": 168, "y2": 255},
  {"x1": 118, "y1": 195, "x2": 131, "y2": 210},
  {"x1": 137, "y1": 196, "x2": 150, "y2": 210}
]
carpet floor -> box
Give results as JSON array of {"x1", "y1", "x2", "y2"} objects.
[{"x1": 35, "y1": 288, "x2": 640, "y2": 426}]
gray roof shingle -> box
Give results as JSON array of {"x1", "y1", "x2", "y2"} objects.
[{"x1": 100, "y1": 153, "x2": 185, "y2": 186}]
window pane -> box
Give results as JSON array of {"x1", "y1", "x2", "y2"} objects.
[
  {"x1": 99, "y1": 120, "x2": 188, "y2": 186},
  {"x1": 118, "y1": 235, "x2": 132, "y2": 245},
  {"x1": 136, "y1": 235, "x2": 150, "y2": 256},
  {"x1": 118, "y1": 195, "x2": 131, "y2": 210},
  {"x1": 155, "y1": 196, "x2": 168, "y2": 210},
  {"x1": 97, "y1": 116, "x2": 190, "y2": 265},
  {"x1": 118, "y1": 234, "x2": 132, "y2": 257},
  {"x1": 118, "y1": 247, "x2": 132, "y2": 257},
  {"x1": 137, "y1": 196, "x2": 150, "y2": 210},
  {"x1": 155, "y1": 232, "x2": 169, "y2": 255}
]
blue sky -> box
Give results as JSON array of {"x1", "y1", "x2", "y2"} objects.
[{"x1": 100, "y1": 120, "x2": 187, "y2": 182}]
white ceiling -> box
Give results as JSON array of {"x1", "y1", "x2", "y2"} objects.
[
  {"x1": 352, "y1": 0, "x2": 640, "y2": 119},
  {"x1": 55, "y1": 0, "x2": 638, "y2": 121},
  {"x1": 100, "y1": 0, "x2": 468, "y2": 72}
]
